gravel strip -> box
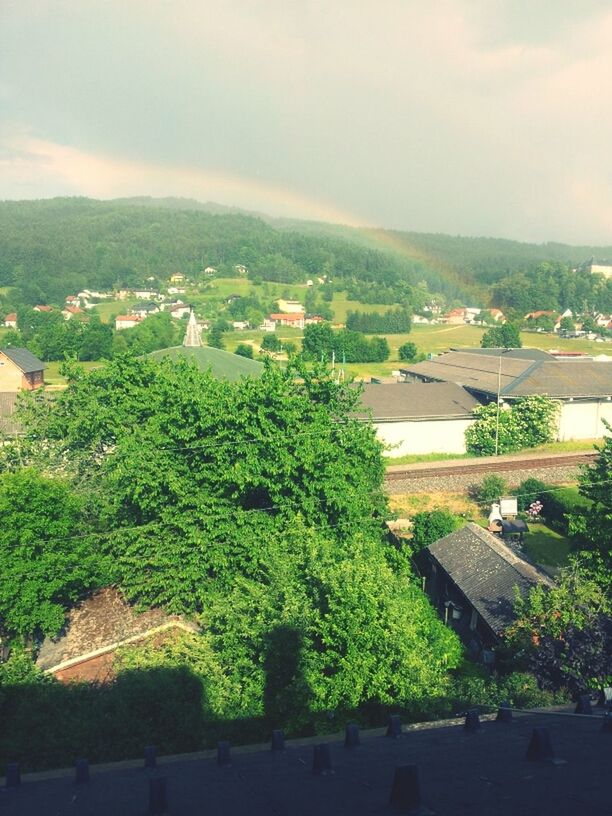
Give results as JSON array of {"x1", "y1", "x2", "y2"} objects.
[{"x1": 385, "y1": 464, "x2": 581, "y2": 495}]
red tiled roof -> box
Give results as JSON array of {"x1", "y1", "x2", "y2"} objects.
[
  {"x1": 269, "y1": 313, "x2": 304, "y2": 321},
  {"x1": 4, "y1": 313, "x2": 16, "y2": 322},
  {"x1": 34, "y1": 305, "x2": 53, "y2": 312}
]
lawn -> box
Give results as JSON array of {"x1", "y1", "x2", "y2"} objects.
[
  {"x1": 91, "y1": 300, "x2": 136, "y2": 323},
  {"x1": 44, "y1": 360, "x2": 103, "y2": 387},
  {"x1": 522, "y1": 524, "x2": 572, "y2": 568}
]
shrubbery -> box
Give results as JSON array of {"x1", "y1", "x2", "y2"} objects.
[
  {"x1": 465, "y1": 396, "x2": 559, "y2": 456},
  {"x1": 410, "y1": 509, "x2": 460, "y2": 551}
]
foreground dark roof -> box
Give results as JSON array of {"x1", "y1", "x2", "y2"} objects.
[
  {"x1": 0, "y1": 392, "x2": 21, "y2": 436},
  {"x1": 0, "y1": 347, "x2": 45, "y2": 374},
  {"x1": 357, "y1": 382, "x2": 481, "y2": 420},
  {"x1": 503, "y1": 360, "x2": 612, "y2": 398},
  {"x1": 427, "y1": 523, "x2": 552, "y2": 635},
  {"x1": 1, "y1": 711, "x2": 608, "y2": 815}
]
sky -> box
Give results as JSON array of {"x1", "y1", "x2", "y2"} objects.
[{"x1": 1, "y1": 0, "x2": 612, "y2": 244}]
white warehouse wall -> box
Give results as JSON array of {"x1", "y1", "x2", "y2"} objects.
[
  {"x1": 375, "y1": 417, "x2": 474, "y2": 457},
  {"x1": 557, "y1": 400, "x2": 612, "y2": 441}
]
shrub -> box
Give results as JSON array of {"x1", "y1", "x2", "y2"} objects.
[
  {"x1": 261, "y1": 333, "x2": 281, "y2": 352},
  {"x1": 474, "y1": 475, "x2": 507, "y2": 505},
  {"x1": 234, "y1": 344, "x2": 253, "y2": 359},
  {"x1": 545, "y1": 487, "x2": 592, "y2": 535},
  {"x1": 398, "y1": 342, "x2": 418, "y2": 362},
  {"x1": 516, "y1": 478, "x2": 548, "y2": 512},
  {"x1": 410, "y1": 509, "x2": 461, "y2": 551}
]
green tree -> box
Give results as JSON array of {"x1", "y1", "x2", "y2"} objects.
[
  {"x1": 580, "y1": 316, "x2": 597, "y2": 333},
  {"x1": 0, "y1": 469, "x2": 105, "y2": 637},
  {"x1": 260, "y1": 333, "x2": 282, "y2": 353},
  {"x1": 207, "y1": 325, "x2": 225, "y2": 349},
  {"x1": 480, "y1": 323, "x2": 522, "y2": 348},
  {"x1": 559, "y1": 316, "x2": 575, "y2": 332},
  {"x1": 398, "y1": 341, "x2": 418, "y2": 362},
  {"x1": 465, "y1": 397, "x2": 557, "y2": 456},
  {"x1": 410, "y1": 510, "x2": 460, "y2": 551}
]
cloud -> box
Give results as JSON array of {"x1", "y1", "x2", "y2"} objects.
[{"x1": 1, "y1": 1, "x2": 612, "y2": 243}]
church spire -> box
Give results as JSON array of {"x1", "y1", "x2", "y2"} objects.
[{"x1": 183, "y1": 307, "x2": 202, "y2": 347}]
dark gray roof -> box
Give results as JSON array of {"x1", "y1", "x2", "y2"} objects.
[
  {"x1": 400, "y1": 351, "x2": 533, "y2": 394},
  {"x1": 451, "y1": 347, "x2": 554, "y2": 361},
  {"x1": 0, "y1": 392, "x2": 21, "y2": 436},
  {"x1": 357, "y1": 382, "x2": 481, "y2": 421},
  {"x1": 0, "y1": 347, "x2": 45, "y2": 374},
  {"x1": 400, "y1": 351, "x2": 612, "y2": 399},
  {"x1": 427, "y1": 523, "x2": 552, "y2": 635},
  {"x1": 503, "y1": 360, "x2": 612, "y2": 398}
]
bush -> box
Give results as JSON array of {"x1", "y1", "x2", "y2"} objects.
[
  {"x1": 473, "y1": 475, "x2": 507, "y2": 505},
  {"x1": 261, "y1": 333, "x2": 281, "y2": 352},
  {"x1": 516, "y1": 478, "x2": 548, "y2": 512},
  {"x1": 545, "y1": 487, "x2": 592, "y2": 534},
  {"x1": 410, "y1": 509, "x2": 460, "y2": 551},
  {"x1": 398, "y1": 341, "x2": 418, "y2": 362},
  {"x1": 234, "y1": 344, "x2": 253, "y2": 359}
]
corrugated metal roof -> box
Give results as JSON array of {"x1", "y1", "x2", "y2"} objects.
[
  {"x1": 427, "y1": 522, "x2": 552, "y2": 635},
  {"x1": 1, "y1": 347, "x2": 45, "y2": 374},
  {"x1": 400, "y1": 352, "x2": 532, "y2": 394},
  {"x1": 503, "y1": 360, "x2": 612, "y2": 397}
]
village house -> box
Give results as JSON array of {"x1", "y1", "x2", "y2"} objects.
[
  {"x1": 203, "y1": 266, "x2": 217, "y2": 276},
  {"x1": 36, "y1": 588, "x2": 199, "y2": 683},
  {"x1": 419, "y1": 523, "x2": 553, "y2": 659},
  {"x1": 169, "y1": 273, "x2": 186, "y2": 284},
  {"x1": 234, "y1": 264, "x2": 248, "y2": 275},
  {"x1": 133, "y1": 289, "x2": 161, "y2": 300},
  {"x1": 357, "y1": 381, "x2": 481, "y2": 456},
  {"x1": 167, "y1": 286, "x2": 187, "y2": 295},
  {"x1": 116, "y1": 289, "x2": 132, "y2": 300},
  {"x1": 442, "y1": 307, "x2": 466, "y2": 324},
  {"x1": 400, "y1": 349, "x2": 612, "y2": 441},
  {"x1": 131, "y1": 302, "x2": 160, "y2": 318},
  {"x1": 115, "y1": 315, "x2": 143, "y2": 330},
  {"x1": 489, "y1": 308, "x2": 505, "y2": 322},
  {"x1": 3, "y1": 313, "x2": 17, "y2": 329},
  {"x1": 33, "y1": 304, "x2": 53, "y2": 313},
  {"x1": 61, "y1": 305, "x2": 84, "y2": 320},
  {"x1": 269, "y1": 312, "x2": 305, "y2": 329},
  {"x1": 259, "y1": 318, "x2": 276, "y2": 332},
  {"x1": 0, "y1": 347, "x2": 45, "y2": 391},
  {"x1": 64, "y1": 295, "x2": 80, "y2": 306}
]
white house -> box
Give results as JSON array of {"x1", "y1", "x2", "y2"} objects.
[
  {"x1": 3, "y1": 313, "x2": 17, "y2": 329},
  {"x1": 203, "y1": 266, "x2": 217, "y2": 276},
  {"x1": 259, "y1": 319, "x2": 276, "y2": 333},
  {"x1": 357, "y1": 382, "x2": 481, "y2": 456},
  {"x1": 269, "y1": 313, "x2": 305, "y2": 329},
  {"x1": 133, "y1": 290, "x2": 160, "y2": 300},
  {"x1": 169, "y1": 304, "x2": 191, "y2": 319},
  {"x1": 115, "y1": 315, "x2": 143, "y2": 330}
]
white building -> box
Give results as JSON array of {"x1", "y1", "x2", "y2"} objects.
[
  {"x1": 115, "y1": 315, "x2": 143, "y2": 330},
  {"x1": 276, "y1": 299, "x2": 305, "y2": 314}
]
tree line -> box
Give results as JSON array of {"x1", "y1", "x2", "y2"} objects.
[{"x1": 346, "y1": 308, "x2": 411, "y2": 334}]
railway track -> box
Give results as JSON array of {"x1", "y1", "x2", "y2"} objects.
[{"x1": 384, "y1": 451, "x2": 596, "y2": 483}]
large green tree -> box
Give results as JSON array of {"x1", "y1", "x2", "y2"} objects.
[{"x1": 0, "y1": 470, "x2": 104, "y2": 637}]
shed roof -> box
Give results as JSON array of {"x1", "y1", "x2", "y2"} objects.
[
  {"x1": 36, "y1": 587, "x2": 197, "y2": 673},
  {"x1": 357, "y1": 382, "x2": 481, "y2": 421},
  {"x1": 0, "y1": 392, "x2": 21, "y2": 436},
  {"x1": 427, "y1": 523, "x2": 552, "y2": 636},
  {"x1": 0, "y1": 347, "x2": 45, "y2": 374},
  {"x1": 450, "y1": 347, "x2": 554, "y2": 361}
]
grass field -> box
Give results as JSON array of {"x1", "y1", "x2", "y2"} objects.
[
  {"x1": 522, "y1": 524, "x2": 572, "y2": 568},
  {"x1": 386, "y1": 438, "x2": 600, "y2": 465},
  {"x1": 43, "y1": 360, "x2": 102, "y2": 387},
  {"x1": 91, "y1": 300, "x2": 136, "y2": 323}
]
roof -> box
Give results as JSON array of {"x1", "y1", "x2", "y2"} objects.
[
  {"x1": 427, "y1": 523, "x2": 552, "y2": 635},
  {"x1": 34, "y1": 304, "x2": 53, "y2": 312},
  {"x1": 0, "y1": 392, "x2": 21, "y2": 436},
  {"x1": 36, "y1": 588, "x2": 197, "y2": 673},
  {"x1": 115, "y1": 314, "x2": 141, "y2": 322},
  {"x1": 450, "y1": 347, "x2": 554, "y2": 361},
  {"x1": 4, "y1": 312, "x2": 17, "y2": 321},
  {"x1": 503, "y1": 360, "x2": 612, "y2": 398},
  {"x1": 3, "y1": 709, "x2": 608, "y2": 814},
  {"x1": 149, "y1": 345, "x2": 264, "y2": 381},
  {"x1": 62, "y1": 306, "x2": 82, "y2": 314},
  {"x1": 269, "y1": 312, "x2": 304, "y2": 321},
  {"x1": 357, "y1": 382, "x2": 481, "y2": 421},
  {"x1": 400, "y1": 351, "x2": 533, "y2": 394},
  {"x1": 0, "y1": 347, "x2": 45, "y2": 374}
]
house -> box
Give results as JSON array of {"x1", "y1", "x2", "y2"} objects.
[
  {"x1": 305, "y1": 315, "x2": 325, "y2": 325},
  {"x1": 133, "y1": 289, "x2": 160, "y2": 300},
  {"x1": 167, "y1": 286, "x2": 186, "y2": 295},
  {"x1": 3, "y1": 313, "x2": 17, "y2": 329},
  {"x1": 259, "y1": 318, "x2": 276, "y2": 332},
  {"x1": 269, "y1": 313, "x2": 305, "y2": 329},
  {"x1": 169, "y1": 273, "x2": 185, "y2": 284},
  {"x1": 0, "y1": 347, "x2": 45, "y2": 391},
  {"x1": 357, "y1": 382, "x2": 481, "y2": 456},
  {"x1": 464, "y1": 307, "x2": 482, "y2": 324},
  {"x1": 276, "y1": 299, "x2": 305, "y2": 314},
  {"x1": 234, "y1": 264, "x2": 248, "y2": 275},
  {"x1": 36, "y1": 588, "x2": 199, "y2": 683},
  {"x1": 62, "y1": 306, "x2": 84, "y2": 320},
  {"x1": 116, "y1": 289, "x2": 132, "y2": 300},
  {"x1": 203, "y1": 266, "x2": 217, "y2": 276},
  {"x1": 115, "y1": 315, "x2": 143, "y2": 330},
  {"x1": 442, "y1": 308, "x2": 466, "y2": 324},
  {"x1": 400, "y1": 350, "x2": 612, "y2": 440},
  {"x1": 0, "y1": 392, "x2": 22, "y2": 437},
  {"x1": 232, "y1": 320, "x2": 249, "y2": 330},
  {"x1": 168, "y1": 304, "x2": 191, "y2": 319},
  {"x1": 64, "y1": 295, "x2": 80, "y2": 306},
  {"x1": 523, "y1": 310, "x2": 557, "y2": 323},
  {"x1": 420, "y1": 522, "x2": 553, "y2": 654},
  {"x1": 33, "y1": 304, "x2": 53, "y2": 313},
  {"x1": 131, "y1": 302, "x2": 159, "y2": 318}
]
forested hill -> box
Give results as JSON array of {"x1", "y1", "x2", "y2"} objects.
[
  {"x1": 1, "y1": 196, "x2": 611, "y2": 309},
  {"x1": 0, "y1": 197, "x2": 453, "y2": 306}
]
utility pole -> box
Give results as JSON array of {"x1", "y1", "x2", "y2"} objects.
[{"x1": 494, "y1": 350, "x2": 506, "y2": 456}]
